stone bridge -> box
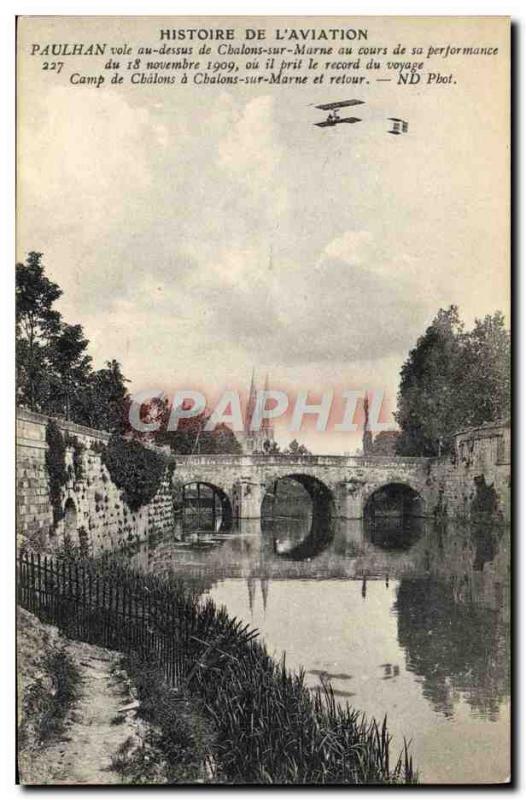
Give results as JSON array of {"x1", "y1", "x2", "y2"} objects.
[
  {"x1": 172, "y1": 453, "x2": 433, "y2": 520},
  {"x1": 17, "y1": 405, "x2": 510, "y2": 555}
]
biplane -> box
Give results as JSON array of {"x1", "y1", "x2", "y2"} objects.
[{"x1": 313, "y1": 98, "x2": 364, "y2": 127}]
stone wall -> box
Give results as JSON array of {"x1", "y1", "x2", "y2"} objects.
[
  {"x1": 427, "y1": 421, "x2": 511, "y2": 523},
  {"x1": 16, "y1": 408, "x2": 175, "y2": 554},
  {"x1": 17, "y1": 410, "x2": 54, "y2": 551}
]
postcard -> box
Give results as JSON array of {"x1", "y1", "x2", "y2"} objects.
[{"x1": 16, "y1": 16, "x2": 510, "y2": 785}]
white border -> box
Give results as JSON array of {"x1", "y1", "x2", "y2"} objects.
[{"x1": 1, "y1": 2, "x2": 521, "y2": 796}]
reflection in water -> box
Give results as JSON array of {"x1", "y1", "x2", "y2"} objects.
[
  {"x1": 262, "y1": 514, "x2": 335, "y2": 561},
  {"x1": 364, "y1": 515, "x2": 424, "y2": 551},
  {"x1": 364, "y1": 482, "x2": 423, "y2": 520},
  {"x1": 261, "y1": 475, "x2": 334, "y2": 561},
  {"x1": 396, "y1": 576, "x2": 509, "y2": 720},
  {"x1": 124, "y1": 510, "x2": 510, "y2": 784}
]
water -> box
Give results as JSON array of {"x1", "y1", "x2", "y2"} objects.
[{"x1": 128, "y1": 512, "x2": 510, "y2": 784}]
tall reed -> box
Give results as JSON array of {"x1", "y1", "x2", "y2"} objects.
[
  {"x1": 22, "y1": 553, "x2": 417, "y2": 784},
  {"x1": 96, "y1": 558, "x2": 416, "y2": 784}
]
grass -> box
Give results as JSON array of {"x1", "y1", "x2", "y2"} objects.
[
  {"x1": 181, "y1": 601, "x2": 416, "y2": 784},
  {"x1": 19, "y1": 644, "x2": 81, "y2": 749},
  {"x1": 110, "y1": 656, "x2": 214, "y2": 784}
]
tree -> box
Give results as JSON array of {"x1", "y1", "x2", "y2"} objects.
[
  {"x1": 459, "y1": 312, "x2": 511, "y2": 427},
  {"x1": 84, "y1": 359, "x2": 130, "y2": 432},
  {"x1": 16, "y1": 252, "x2": 134, "y2": 433},
  {"x1": 16, "y1": 252, "x2": 62, "y2": 410},
  {"x1": 396, "y1": 306, "x2": 465, "y2": 456},
  {"x1": 395, "y1": 306, "x2": 510, "y2": 456},
  {"x1": 153, "y1": 403, "x2": 242, "y2": 455},
  {"x1": 102, "y1": 434, "x2": 167, "y2": 512},
  {"x1": 285, "y1": 439, "x2": 311, "y2": 456},
  {"x1": 48, "y1": 323, "x2": 92, "y2": 420},
  {"x1": 263, "y1": 439, "x2": 281, "y2": 454}
]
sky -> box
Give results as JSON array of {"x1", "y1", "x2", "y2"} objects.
[{"x1": 17, "y1": 17, "x2": 510, "y2": 452}]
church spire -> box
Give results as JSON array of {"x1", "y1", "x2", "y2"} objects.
[
  {"x1": 262, "y1": 373, "x2": 272, "y2": 433},
  {"x1": 362, "y1": 393, "x2": 373, "y2": 455},
  {"x1": 245, "y1": 368, "x2": 257, "y2": 433},
  {"x1": 239, "y1": 367, "x2": 276, "y2": 454}
]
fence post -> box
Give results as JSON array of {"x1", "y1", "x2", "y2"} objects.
[
  {"x1": 43, "y1": 555, "x2": 48, "y2": 617},
  {"x1": 102, "y1": 580, "x2": 107, "y2": 647},
  {"x1": 88, "y1": 570, "x2": 93, "y2": 643},
  {"x1": 16, "y1": 553, "x2": 22, "y2": 608},
  {"x1": 121, "y1": 581, "x2": 127, "y2": 653},
  {"x1": 36, "y1": 553, "x2": 42, "y2": 615},
  {"x1": 29, "y1": 553, "x2": 35, "y2": 614},
  {"x1": 74, "y1": 562, "x2": 79, "y2": 638}
]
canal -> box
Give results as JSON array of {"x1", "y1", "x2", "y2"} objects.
[{"x1": 128, "y1": 488, "x2": 510, "y2": 784}]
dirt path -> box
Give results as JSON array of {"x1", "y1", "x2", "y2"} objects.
[{"x1": 26, "y1": 640, "x2": 144, "y2": 785}]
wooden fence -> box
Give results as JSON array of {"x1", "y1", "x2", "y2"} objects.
[{"x1": 17, "y1": 552, "x2": 189, "y2": 687}]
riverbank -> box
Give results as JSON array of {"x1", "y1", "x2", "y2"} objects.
[
  {"x1": 17, "y1": 608, "x2": 156, "y2": 784},
  {"x1": 18, "y1": 555, "x2": 417, "y2": 784}
]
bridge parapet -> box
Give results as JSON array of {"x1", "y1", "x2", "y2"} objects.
[{"x1": 174, "y1": 454, "x2": 431, "y2": 468}]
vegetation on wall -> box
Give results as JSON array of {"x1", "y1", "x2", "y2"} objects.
[
  {"x1": 102, "y1": 435, "x2": 168, "y2": 512},
  {"x1": 64, "y1": 434, "x2": 86, "y2": 481},
  {"x1": 45, "y1": 420, "x2": 67, "y2": 526}
]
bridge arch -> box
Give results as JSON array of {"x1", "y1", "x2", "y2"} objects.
[
  {"x1": 264, "y1": 472, "x2": 335, "y2": 520},
  {"x1": 181, "y1": 480, "x2": 233, "y2": 532},
  {"x1": 363, "y1": 482, "x2": 425, "y2": 550},
  {"x1": 261, "y1": 473, "x2": 335, "y2": 560},
  {"x1": 364, "y1": 481, "x2": 424, "y2": 520}
]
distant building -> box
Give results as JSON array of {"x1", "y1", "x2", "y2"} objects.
[
  {"x1": 370, "y1": 430, "x2": 401, "y2": 456},
  {"x1": 454, "y1": 419, "x2": 510, "y2": 469},
  {"x1": 362, "y1": 394, "x2": 373, "y2": 455},
  {"x1": 237, "y1": 370, "x2": 276, "y2": 454}
]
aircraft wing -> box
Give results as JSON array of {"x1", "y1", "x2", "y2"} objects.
[
  {"x1": 315, "y1": 99, "x2": 364, "y2": 111},
  {"x1": 314, "y1": 117, "x2": 361, "y2": 127}
]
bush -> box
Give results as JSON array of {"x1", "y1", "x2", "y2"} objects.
[
  {"x1": 102, "y1": 436, "x2": 167, "y2": 512},
  {"x1": 45, "y1": 420, "x2": 67, "y2": 526}
]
